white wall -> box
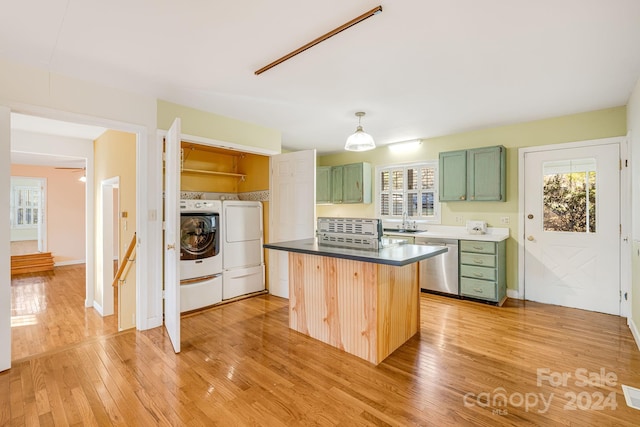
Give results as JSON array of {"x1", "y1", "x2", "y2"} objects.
[
  {"x1": 0, "y1": 107, "x2": 10, "y2": 371},
  {"x1": 628, "y1": 77, "x2": 640, "y2": 345}
]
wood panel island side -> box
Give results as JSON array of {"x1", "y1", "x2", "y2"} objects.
[{"x1": 264, "y1": 238, "x2": 447, "y2": 365}]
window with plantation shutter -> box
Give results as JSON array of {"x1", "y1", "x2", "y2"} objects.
[
  {"x1": 11, "y1": 186, "x2": 41, "y2": 228},
  {"x1": 376, "y1": 161, "x2": 440, "y2": 223}
]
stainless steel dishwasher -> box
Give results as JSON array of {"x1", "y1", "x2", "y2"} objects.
[{"x1": 415, "y1": 237, "x2": 459, "y2": 296}]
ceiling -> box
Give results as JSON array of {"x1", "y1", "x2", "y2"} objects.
[{"x1": 2, "y1": 1, "x2": 640, "y2": 154}]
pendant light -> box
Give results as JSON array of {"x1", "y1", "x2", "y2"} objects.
[{"x1": 345, "y1": 112, "x2": 376, "y2": 151}]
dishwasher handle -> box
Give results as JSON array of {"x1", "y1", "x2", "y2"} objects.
[
  {"x1": 415, "y1": 238, "x2": 458, "y2": 247},
  {"x1": 420, "y1": 242, "x2": 446, "y2": 246}
]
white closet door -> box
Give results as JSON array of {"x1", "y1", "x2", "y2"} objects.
[
  {"x1": 0, "y1": 105, "x2": 11, "y2": 372},
  {"x1": 269, "y1": 150, "x2": 316, "y2": 298},
  {"x1": 163, "y1": 118, "x2": 181, "y2": 353}
]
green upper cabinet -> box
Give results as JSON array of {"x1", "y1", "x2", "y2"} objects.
[
  {"x1": 439, "y1": 150, "x2": 467, "y2": 201},
  {"x1": 320, "y1": 162, "x2": 371, "y2": 204},
  {"x1": 331, "y1": 165, "x2": 344, "y2": 203},
  {"x1": 439, "y1": 145, "x2": 506, "y2": 202},
  {"x1": 342, "y1": 162, "x2": 371, "y2": 204},
  {"x1": 467, "y1": 146, "x2": 506, "y2": 201},
  {"x1": 316, "y1": 166, "x2": 332, "y2": 204}
]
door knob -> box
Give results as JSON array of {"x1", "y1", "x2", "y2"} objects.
[
  {"x1": 527, "y1": 236, "x2": 534, "y2": 241},
  {"x1": 167, "y1": 244, "x2": 175, "y2": 250},
  {"x1": 527, "y1": 214, "x2": 534, "y2": 219}
]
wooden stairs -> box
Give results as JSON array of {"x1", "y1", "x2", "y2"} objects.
[{"x1": 11, "y1": 252, "x2": 55, "y2": 275}]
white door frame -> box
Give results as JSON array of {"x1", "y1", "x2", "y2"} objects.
[
  {"x1": 37, "y1": 176, "x2": 47, "y2": 253},
  {"x1": 4, "y1": 104, "x2": 150, "y2": 318},
  {"x1": 97, "y1": 176, "x2": 119, "y2": 317},
  {"x1": 518, "y1": 136, "x2": 630, "y2": 317}
]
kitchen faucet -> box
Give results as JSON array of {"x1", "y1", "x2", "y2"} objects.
[{"x1": 402, "y1": 211, "x2": 408, "y2": 229}]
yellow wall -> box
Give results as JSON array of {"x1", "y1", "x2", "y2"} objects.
[
  {"x1": 94, "y1": 130, "x2": 137, "y2": 330},
  {"x1": 157, "y1": 100, "x2": 281, "y2": 153},
  {"x1": 318, "y1": 106, "x2": 627, "y2": 293},
  {"x1": 181, "y1": 146, "x2": 241, "y2": 193}
]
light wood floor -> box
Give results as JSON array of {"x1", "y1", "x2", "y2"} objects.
[
  {"x1": 3, "y1": 269, "x2": 640, "y2": 425},
  {"x1": 10, "y1": 264, "x2": 119, "y2": 361}
]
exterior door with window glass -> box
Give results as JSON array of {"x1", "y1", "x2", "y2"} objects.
[{"x1": 523, "y1": 144, "x2": 620, "y2": 315}]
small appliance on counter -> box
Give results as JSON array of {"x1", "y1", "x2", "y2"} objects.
[{"x1": 466, "y1": 220, "x2": 487, "y2": 235}]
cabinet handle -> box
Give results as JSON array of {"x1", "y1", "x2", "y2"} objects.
[
  {"x1": 473, "y1": 287, "x2": 483, "y2": 293},
  {"x1": 473, "y1": 273, "x2": 484, "y2": 278},
  {"x1": 470, "y1": 196, "x2": 475, "y2": 200},
  {"x1": 460, "y1": 195, "x2": 466, "y2": 200},
  {"x1": 473, "y1": 259, "x2": 484, "y2": 264},
  {"x1": 472, "y1": 245, "x2": 483, "y2": 250}
]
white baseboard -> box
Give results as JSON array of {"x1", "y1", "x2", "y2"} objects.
[
  {"x1": 628, "y1": 317, "x2": 640, "y2": 351},
  {"x1": 54, "y1": 259, "x2": 85, "y2": 267},
  {"x1": 507, "y1": 288, "x2": 521, "y2": 299},
  {"x1": 143, "y1": 316, "x2": 163, "y2": 330},
  {"x1": 93, "y1": 301, "x2": 104, "y2": 316}
]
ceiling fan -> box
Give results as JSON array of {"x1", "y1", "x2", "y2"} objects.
[{"x1": 55, "y1": 166, "x2": 87, "y2": 182}]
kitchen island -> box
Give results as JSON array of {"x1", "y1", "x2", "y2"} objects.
[{"x1": 264, "y1": 238, "x2": 447, "y2": 364}]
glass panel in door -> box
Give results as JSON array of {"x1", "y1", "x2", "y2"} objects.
[{"x1": 542, "y1": 158, "x2": 596, "y2": 233}]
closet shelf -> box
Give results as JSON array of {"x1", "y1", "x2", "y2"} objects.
[{"x1": 181, "y1": 168, "x2": 246, "y2": 180}]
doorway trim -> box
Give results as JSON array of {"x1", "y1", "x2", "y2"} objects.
[
  {"x1": 5, "y1": 104, "x2": 151, "y2": 328},
  {"x1": 96, "y1": 176, "x2": 119, "y2": 317},
  {"x1": 518, "y1": 136, "x2": 630, "y2": 317}
]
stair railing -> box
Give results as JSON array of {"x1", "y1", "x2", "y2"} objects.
[{"x1": 112, "y1": 232, "x2": 137, "y2": 287}]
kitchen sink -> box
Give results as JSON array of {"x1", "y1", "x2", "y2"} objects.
[{"x1": 383, "y1": 228, "x2": 422, "y2": 233}]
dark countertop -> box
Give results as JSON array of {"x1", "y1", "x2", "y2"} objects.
[{"x1": 264, "y1": 238, "x2": 448, "y2": 267}]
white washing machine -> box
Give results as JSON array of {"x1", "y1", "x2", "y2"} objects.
[{"x1": 179, "y1": 199, "x2": 223, "y2": 311}]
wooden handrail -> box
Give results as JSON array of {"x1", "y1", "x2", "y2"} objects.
[{"x1": 113, "y1": 232, "x2": 137, "y2": 287}]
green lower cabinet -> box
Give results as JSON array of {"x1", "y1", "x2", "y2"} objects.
[{"x1": 459, "y1": 239, "x2": 506, "y2": 304}]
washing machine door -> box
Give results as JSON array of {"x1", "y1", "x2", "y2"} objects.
[{"x1": 180, "y1": 213, "x2": 219, "y2": 260}]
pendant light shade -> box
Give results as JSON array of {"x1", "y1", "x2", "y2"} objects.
[{"x1": 345, "y1": 112, "x2": 376, "y2": 151}]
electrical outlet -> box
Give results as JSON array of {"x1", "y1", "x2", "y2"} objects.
[
  {"x1": 455, "y1": 215, "x2": 464, "y2": 223},
  {"x1": 500, "y1": 216, "x2": 510, "y2": 225}
]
